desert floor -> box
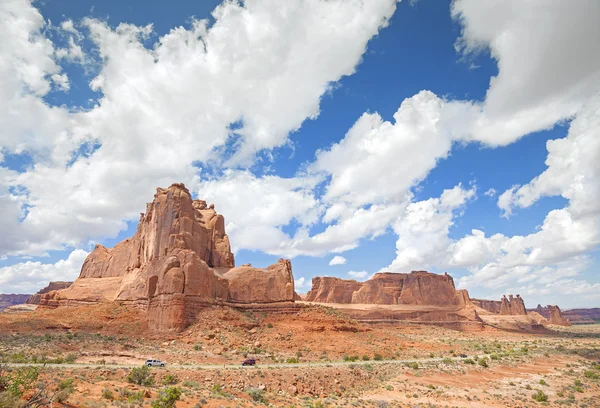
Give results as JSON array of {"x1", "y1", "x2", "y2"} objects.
[{"x1": 0, "y1": 304, "x2": 599, "y2": 407}]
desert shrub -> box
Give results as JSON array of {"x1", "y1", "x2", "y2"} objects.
[
  {"x1": 343, "y1": 355, "x2": 358, "y2": 362},
  {"x1": 127, "y1": 365, "x2": 154, "y2": 386},
  {"x1": 539, "y1": 379, "x2": 547, "y2": 385},
  {"x1": 162, "y1": 373, "x2": 178, "y2": 385},
  {"x1": 101, "y1": 388, "x2": 114, "y2": 400},
  {"x1": 0, "y1": 392, "x2": 21, "y2": 408},
  {"x1": 532, "y1": 390, "x2": 548, "y2": 402},
  {"x1": 478, "y1": 358, "x2": 488, "y2": 368},
  {"x1": 1, "y1": 366, "x2": 39, "y2": 398},
  {"x1": 373, "y1": 353, "x2": 383, "y2": 361},
  {"x1": 362, "y1": 355, "x2": 370, "y2": 361},
  {"x1": 65, "y1": 353, "x2": 78, "y2": 364},
  {"x1": 406, "y1": 362, "x2": 419, "y2": 370},
  {"x1": 429, "y1": 352, "x2": 434, "y2": 358},
  {"x1": 267, "y1": 323, "x2": 273, "y2": 328},
  {"x1": 584, "y1": 370, "x2": 599, "y2": 379},
  {"x1": 463, "y1": 358, "x2": 475, "y2": 365},
  {"x1": 182, "y1": 380, "x2": 199, "y2": 388},
  {"x1": 151, "y1": 387, "x2": 181, "y2": 408},
  {"x1": 442, "y1": 358, "x2": 452, "y2": 364},
  {"x1": 287, "y1": 357, "x2": 299, "y2": 364},
  {"x1": 193, "y1": 344, "x2": 202, "y2": 351},
  {"x1": 490, "y1": 354, "x2": 500, "y2": 360},
  {"x1": 247, "y1": 387, "x2": 268, "y2": 403},
  {"x1": 385, "y1": 385, "x2": 393, "y2": 391}
]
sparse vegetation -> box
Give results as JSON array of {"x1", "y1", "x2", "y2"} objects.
[
  {"x1": 151, "y1": 387, "x2": 181, "y2": 408},
  {"x1": 127, "y1": 365, "x2": 154, "y2": 386}
]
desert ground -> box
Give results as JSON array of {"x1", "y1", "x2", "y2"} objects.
[{"x1": 1, "y1": 303, "x2": 599, "y2": 407}]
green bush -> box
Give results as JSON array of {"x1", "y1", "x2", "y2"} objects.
[
  {"x1": 362, "y1": 355, "x2": 370, "y2": 361},
  {"x1": 286, "y1": 357, "x2": 299, "y2": 364},
  {"x1": 343, "y1": 355, "x2": 359, "y2": 362},
  {"x1": 478, "y1": 358, "x2": 488, "y2": 368},
  {"x1": 267, "y1": 323, "x2": 273, "y2": 328},
  {"x1": 247, "y1": 387, "x2": 268, "y2": 404},
  {"x1": 101, "y1": 388, "x2": 114, "y2": 400},
  {"x1": 65, "y1": 353, "x2": 78, "y2": 364},
  {"x1": 539, "y1": 379, "x2": 547, "y2": 386},
  {"x1": 532, "y1": 390, "x2": 548, "y2": 402},
  {"x1": 127, "y1": 365, "x2": 154, "y2": 386},
  {"x1": 584, "y1": 370, "x2": 599, "y2": 379},
  {"x1": 463, "y1": 358, "x2": 475, "y2": 365},
  {"x1": 406, "y1": 362, "x2": 419, "y2": 370},
  {"x1": 193, "y1": 344, "x2": 202, "y2": 351},
  {"x1": 151, "y1": 387, "x2": 182, "y2": 408},
  {"x1": 162, "y1": 373, "x2": 178, "y2": 385},
  {"x1": 373, "y1": 353, "x2": 383, "y2": 361},
  {"x1": 442, "y1": 358, "x2": 452, "y2": 364}
]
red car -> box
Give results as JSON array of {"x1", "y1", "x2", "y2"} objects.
[{"x1": 242, "y1": 358, "x2": 256, "y2": 366}]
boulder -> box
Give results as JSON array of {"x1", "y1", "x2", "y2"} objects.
[{"x1": 41, "y1": 183, "x2": 296, "y2": 332}]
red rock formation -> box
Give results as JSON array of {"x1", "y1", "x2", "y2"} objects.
[
  {"x1": 305, "y1": 271, "x2": 467, "y2": 306},
  {"x1": 40, "y1": 183, "x2": 295, "y2": 332},
  {"x1": 499, "y1": 294, "x2": 526, "y2": 315},
  {"x1": 305, "y1": 277, "x2": 363, "y2": 303},
  {"x1": 26, "y1": 281, "x2": 73, "y2": 304},
  {"x1": 547, "y1": 305, "x2": 571, "y2": 326}
]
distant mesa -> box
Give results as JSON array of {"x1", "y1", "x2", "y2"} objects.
[
  {"x1": 0, "y1": 294, "x2": 31, "y2": 312},
  {"x1": 39, "y1": 183, "x2": 296, "y2": 332}
]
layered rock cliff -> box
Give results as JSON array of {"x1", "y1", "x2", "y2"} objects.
[
  {"x1": 305, "y1": 271, "x2": 467, "y2": 306},
  {"x1": 470, "y1": 299, "x2": 502, "y2": 314},
  {"x1": 40, "y1": 183, "x2": 295, "y2": 332},
  {"x1": 26, "y1": 281, "x2": 73, "y2": 304}
]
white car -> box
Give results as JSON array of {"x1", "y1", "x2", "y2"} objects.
[{"x1": 145, "y1": 359, "x2": 165, "y2": 367}]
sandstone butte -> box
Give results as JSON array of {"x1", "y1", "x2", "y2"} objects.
[
  {"x1": 39, "y1": 183, "x2": 295, "y2": 332},
  {"x1": 36, "y1": 183, "x2": 571, "y2": 331}
]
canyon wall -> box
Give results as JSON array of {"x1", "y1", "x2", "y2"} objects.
[
  {"x1": 40, "y1": 183, "x2": 296, "y2": 332},
  {"x1": 530, "y1": 305, "x2": 571, "y2": 326}
]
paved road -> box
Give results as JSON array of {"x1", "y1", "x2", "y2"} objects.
[{"x1": 5, "y1": 356, "x2": 473, "y2": 370}]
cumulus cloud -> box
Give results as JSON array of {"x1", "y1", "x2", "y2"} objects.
[
  {"x1": 0, "y1": 0, "x2": 398, "y2": 257},
  {"x1": 328, "y1": 256, "x2": 347, "y2": 266},
  {"x1": 384, "y1": 183, "x2": 476, "y2": 272},
  {"x1": 0, "y1": 249, "x2": 88, "y2": 293}
]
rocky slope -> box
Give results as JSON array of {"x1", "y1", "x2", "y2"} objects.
[
  {"x1": 0, "y1": 294, "x2": 30, "y2": 312},
  {"x1": 26, "y1": 281, "x2": 73, "y2": 304},
  {"x1": 40, "y1": 183, "x2": 295, "y2": 332}
]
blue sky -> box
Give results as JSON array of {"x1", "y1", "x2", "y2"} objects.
[{"x1": 0, "y1": 0, "x2": 598, "y2": 309}]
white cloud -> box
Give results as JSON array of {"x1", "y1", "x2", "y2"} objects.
[
  {"x1": 348, "y1": 270, "x2": 369, "y2": 279},
  {"x1": 384, "y1": 183, "x2": 476, "y2": 272},
  {"x1": 294, "y1": 277, "x2": 307, "y2": 289},
  {"x1": 328, "y1": 255, "x2": 347, "y2": 266},
  {"x1": 484, "y1": 188, "x2": 496, "y2": 197},
  {"x1": 0, "y1": 249, "x2": 88, "y2": 294},
  {"x1": 450, "y1": 0, "x2": 600, "y2": 146},
  {"x1": 0, "y1": 0, "x2": 398, "y2": 257}
]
